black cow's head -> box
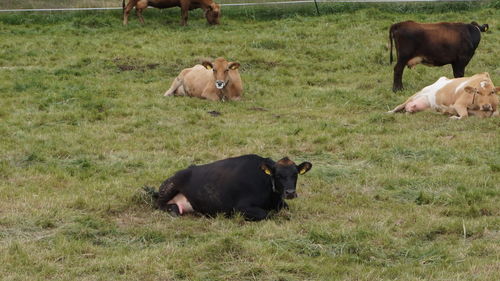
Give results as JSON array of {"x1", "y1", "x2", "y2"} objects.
[{"x1": 260, "y1": 157, "x2": 312, "y2": 199}]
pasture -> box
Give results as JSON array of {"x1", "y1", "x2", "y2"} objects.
[{"x1": 1, "y1": 2, "x2": 499, "y2": 280}]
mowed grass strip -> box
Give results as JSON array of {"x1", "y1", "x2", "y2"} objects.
[{"x1": 0, "y1": 3, "x2": 499, "y2": 280}]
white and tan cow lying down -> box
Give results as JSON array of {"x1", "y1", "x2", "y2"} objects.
[
  {"x1": 164, "y1": 57, "x2": 243, "y2": 101},
  {"x1": 388, "y1": 72, "x2": 499, "y2": 119}
]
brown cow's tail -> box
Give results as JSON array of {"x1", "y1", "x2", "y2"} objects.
[
  {"x1": 471, "y1": 21, "x2": 489, "y2": 32},
  {"x1": 389, "y1": 24, "x2": 395, "y2": 64},
  {"x1": 122, "y1": 0, "x2": 126, "y2": 10}
]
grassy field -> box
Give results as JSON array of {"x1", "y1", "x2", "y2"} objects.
[{"x1": 1, "y1": 2, "x2": 499, "y2": 280}]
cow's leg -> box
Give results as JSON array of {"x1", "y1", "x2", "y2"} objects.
[
  {"x1": 392, "y1": 59, "x2": 407, "y2": 92},
  {"x1": 180, "y1": 1, "x2": 189, "y2": 26},
  {"x1": 123, "y1": 0, "x2": 137, "y2": 25},
  {"x1": 388, "y1": 101, "x2": 409, "y2": 114},
  {"x1": 164, "y1": 76, "x2": 184, "y2": 96},
  {"x1": 452, "y1": 62, "x2": 466, "y2": 78},
  {"x1": 201, "y1": 90, "x2": 221, "y2": 101},
  {"x1": 157, "y1": 178, "x2": 180, "y2": 211},
  {"x1": 136, "y1": 0, "x2": 148, "y2": 24},
  {"x1": 450, "y1": 105, "x2": 469, "y2": 120},
  {"x1": 236, "y1": 206, "x2": 269, "y2": 221}
]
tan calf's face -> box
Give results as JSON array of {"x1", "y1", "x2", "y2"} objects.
[
  {"x1": 465, "y1": 82, "x2": 500, "y2": 113},
  {"x1": 202, "y1": 58, "x2": 240, "y2": 90},
  {"x1": 204, "y1": 3, "x2": 221, "y2": 25}
]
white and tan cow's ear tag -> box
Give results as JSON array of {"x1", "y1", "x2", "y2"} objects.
[{"x1": 205, "y1": 65, "x2": 212, "y2": 70}]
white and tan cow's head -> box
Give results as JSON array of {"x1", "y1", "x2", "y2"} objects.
[
  {"x1": 465, "y1": 78, "x2": 500, "y2": 114},
  {"x1": 202, "y1": 57, "x2": 240, "y2": 90}
]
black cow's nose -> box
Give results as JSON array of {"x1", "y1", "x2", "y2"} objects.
[{"x1": 285, "y1": 190, "x2": 297, "y2": 199}]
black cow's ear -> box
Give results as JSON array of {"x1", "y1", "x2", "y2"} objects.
[
  {"x1": 260, "y1": 160, "x2": 274, "y2": 176},
  {"x1": 228, "y1": 62, "x2": 240, "y2": 70},
  {"x1": 297, "y1": 162, "x2": 312, "y2": 175},
  {"x1": 202, "y1": 61, "x2": 214, "y2": 70}
]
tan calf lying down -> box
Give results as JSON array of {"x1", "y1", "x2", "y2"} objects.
[
  {"x1": 164, "y1": 57, "x2": 243, "y2": 101},
  {"x1": 388, "y1": 72, "x2": 499, "y2": 119}
]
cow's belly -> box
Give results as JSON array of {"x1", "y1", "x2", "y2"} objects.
[{"x1": 147, "y1": 0, "x2": 180, "y2": 9}]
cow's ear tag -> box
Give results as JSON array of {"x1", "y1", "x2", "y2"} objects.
[
  {"x1": 264, "y1": 169, "x2": 272, "y2": 175},
  {"x1": 205, "y1": 65, "x2": 212, "y2": 70},
  {"x1": 299, "y1": 168, "x2": 307, "y2": 175}
]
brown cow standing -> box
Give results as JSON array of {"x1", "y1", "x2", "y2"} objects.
[
  {"x1": 122, "y1": 0, "x2": 220, "y2": 26},
  {"x1": 389, "y1": 21, "x2": 488, "y2": 92},
  {"x1": 164, "y1": 57, "x2": 243, "y2": 101}
]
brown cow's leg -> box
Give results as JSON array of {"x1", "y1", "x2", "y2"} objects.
[
  {"x1": 136, "y1": 0, "x2": 148, "y2": 24},
  {"x1": 392, "y1": 60, "x2": 406, "y2": 92},
  {"x1": 180, "y1": 1, "x2": 189, "y2": 26},
  {"x1": 123, "y1": 0, "x2": 137, "y2": 25},
  {"x1": 452, "y1": 62, "x2": 466, "y2": 78}
]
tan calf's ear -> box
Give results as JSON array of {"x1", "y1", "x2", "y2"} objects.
[
  {"x1": 228, "y1": 62, "x2": 240, "y2": 70},
  {"x1": 464, "y1": 86, "x2": 476, "y2": 94},
  {"x1": 297, "y1": 162, "x2": 312, "y2": 175},
  {"x1": 202, "y1": 61, "x2": 214, "y2": 70}
]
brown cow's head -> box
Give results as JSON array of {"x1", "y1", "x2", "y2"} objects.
[
  {"x1": 260, "y1": 157, "x2": 312, "y2": 199},
  {"x1": 465, "y1": 82, "x2": 499, "y2": 113},
  {"x1": 204, "y1": 3, "x2": 221, "y2": 25},
  {"x1": 202, "y1": 57, "x2": 240, "y2": 90}
]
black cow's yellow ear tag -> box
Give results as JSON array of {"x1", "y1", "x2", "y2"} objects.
[
  {"x1": 299, "y1": 168, "x2": 307, "y2": 175},
  {"x1": 264, "y1": 169, "x2": 272, "y2": 175}
]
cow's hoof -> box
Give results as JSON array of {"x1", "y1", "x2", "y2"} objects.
[
  {"x1": 392, "y1": 88, "x2": 403, "y2": 93},
  {"x1": 449, "y1": 116, "x2": 461, "y2": 120}
]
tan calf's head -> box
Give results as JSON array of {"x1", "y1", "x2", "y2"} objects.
[
  {"x1": 202, "y1": 57, "x2": 240, "y2": 90},
  {"x1": 204, "y1": 3, "x2": 221, "y2": 25},
  {"x1": 465, "y1": 80, "x2": 500, "y2": 113}
]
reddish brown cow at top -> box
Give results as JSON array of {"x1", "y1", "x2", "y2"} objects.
[
  {"x1": 123, "y1": 0, "x2": 220, "y2": 26},
  {"x1": 389, "y1": 21, "x2": 488, "y2": 92}
]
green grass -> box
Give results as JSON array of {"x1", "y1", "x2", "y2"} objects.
[{"x1": 1, "y1": 2, "x2": 500, "y2": 280}]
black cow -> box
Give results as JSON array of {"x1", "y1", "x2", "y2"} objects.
[
  {"x1": 389, "y1": 21, "x2": 488, "y2": 92},
  {"x1": 146, "y1": 154, "x2": 312, "y2": 221}
]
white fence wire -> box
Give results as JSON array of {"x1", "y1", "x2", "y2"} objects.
[{"x1": 0, "y1": 0, "x2": 477, "y2": 12}]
